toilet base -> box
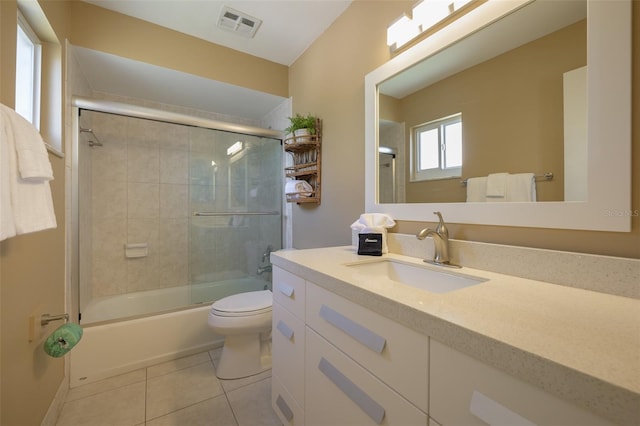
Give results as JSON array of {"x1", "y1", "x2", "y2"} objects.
[{"x1": 216, "y1": 332, "x2": 272, "y2": 379}]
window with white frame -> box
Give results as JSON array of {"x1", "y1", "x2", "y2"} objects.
[
  {"x1": 410, "y1": 113, "x2": 462, "y2": 182},
  {"x1": 15, "y1": 10, "x2": 42, "y2": 128}
]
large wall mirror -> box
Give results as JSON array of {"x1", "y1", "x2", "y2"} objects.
[{"x1": 365, "y1": 0, "x2": 631, "y2": 231}]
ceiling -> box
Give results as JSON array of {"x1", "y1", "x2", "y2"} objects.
[{"x1": 75, "y1": 0, "x2": 352, "y2": 120}]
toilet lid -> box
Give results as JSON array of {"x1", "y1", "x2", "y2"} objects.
[{"x1": 211, "y1": 290, "x2": 272, "y2": 316}]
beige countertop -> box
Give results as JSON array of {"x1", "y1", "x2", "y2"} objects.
[{"x1": 271, "y1": 246, "x2": 640, "y2": 425}]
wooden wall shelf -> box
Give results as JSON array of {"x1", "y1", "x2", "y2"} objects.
[{"x1": 284, "y1": 119, "x2": 321, "y2": 204}]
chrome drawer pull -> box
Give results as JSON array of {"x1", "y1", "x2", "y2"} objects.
[
  {"x1": 470, "y1": 391, "x2": 537, "y2": 426},
  {"x1": 277, "y1": 282, "x2": 295, "y2": 297},
  {"x1": 277, "y1": 320, "x2": 294, "y2": 340},
  {"x1": 276, "y1": 394, "x2": 294, "y2": 422},
  {"x1": 318, "y1": 357, "x2": 386, "y2": 424},
  {"x1": 319, "y1": 305, "x2": 386, "y2": 353}
]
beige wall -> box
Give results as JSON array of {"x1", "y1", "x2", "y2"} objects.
[
  {"x1": 290, "y1": 1, "x2": 639, "y2": 258},
  {"x1": 68, "y1": 1, "x2": 288, "y2": 99},
  {"x1": 0, "y1": 1, "x2": 69, "y2": 425},
  {"x1": 288, "y1": 1, "x2": 413, "y2": 249}
]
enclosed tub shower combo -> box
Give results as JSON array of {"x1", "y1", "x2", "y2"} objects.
[{"x1": 70, "y1": 98, "x2": 282, "y2": 385}]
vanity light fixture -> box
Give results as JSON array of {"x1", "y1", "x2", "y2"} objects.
[
  {"x1": 387, "y1": 0, "x2": 479, "y2": 53},
  {"x1": 386, "y1": 14, "x2": 420, "y2": 53},
  {"x1": 412, "y1": 0, "x2": 451, "y2": 32}
]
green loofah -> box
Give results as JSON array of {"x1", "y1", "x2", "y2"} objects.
[{"x1": 44, "y1": 323, "x2": 83, "y2": 358}]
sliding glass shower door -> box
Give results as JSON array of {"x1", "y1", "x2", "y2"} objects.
[
  {"x1": 188, "y1": 126, "x2": 282, "y2": 302},
  {"x1": 76, "y1": 108, "x2": 282, "y2": 324}
]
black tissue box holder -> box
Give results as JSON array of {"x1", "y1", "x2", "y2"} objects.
[{"x1": 358, "y1": 233, "x2": 383, "y2": 256}]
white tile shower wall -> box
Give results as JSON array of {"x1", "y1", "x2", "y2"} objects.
[{"x1": 89, "y1": 112, "x2": 191, "y2": 298}]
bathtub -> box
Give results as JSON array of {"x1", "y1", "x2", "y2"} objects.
[
  {"x1": 81, "y1": 278, "x2": 269, "y2": 324},
  {"x1": 70, "y1": 277, "x2": 269, "y2": 387}
]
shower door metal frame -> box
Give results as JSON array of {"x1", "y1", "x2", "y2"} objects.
[{"x1": 72, "y1": 97, "x2": 283, "y2": 139}]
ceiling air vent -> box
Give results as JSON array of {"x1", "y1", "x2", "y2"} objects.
[{"x1": 218, "y1": 6, "x2": 262, "y2": 38}]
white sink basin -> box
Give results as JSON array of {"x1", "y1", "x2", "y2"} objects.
[{"x1": 346, "y1": 259, "x2": 487, "y2": 294}]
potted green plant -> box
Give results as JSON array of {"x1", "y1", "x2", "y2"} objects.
[{"x1": 285, "y1": 113, "x2": 317, "y2": 141}]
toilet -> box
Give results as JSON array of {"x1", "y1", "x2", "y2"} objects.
[{"x1": 208, "y1": 290, "x2": 273, "y2": 379}]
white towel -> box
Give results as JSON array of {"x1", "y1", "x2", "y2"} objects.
[
  {"x1": 356, "y1": 213, "x2": 396, "y2": 229},
  {"x1": 0, "y1": 104, "x2": 53, "y2": 181},
  {"x1": 0, "y1": 104, "x2": 57, "y2": 241},
  {"x1": 350, "y1": 213, "x2": 396, "y2": 254},
  {"x1": 506, "y1": 173, "x2": 536, "y2": 202},
  {"x1": 486, "y1": 172, "x2": 508, "y2": 198},
  {"x1": 285, "y1": 180, "x2": 313, "y2": 197},
  {"x1": 465, "y1": 177, "x2": 487, "y2": 202}
]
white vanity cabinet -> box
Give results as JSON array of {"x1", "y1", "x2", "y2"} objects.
[
  {"x1": 272, "y1": 267, "x2": 306, "y2": 425},
  {"x1": 305, "y1": 283, "x2": 429, "y2": 412},
  {"x1": 272, "y1": 266, "x2": 429, "y2": 425},
  {"x1": 429, "y1": 339, "x2": 615, "y2": 426},
  {"x1": 303, "y1": 282, "x2": 428, "y2": 425},
  {"x1": 270, "y1": 247, "x2": 637, "y2": 426},
  {"x1": 272, "y1": 261, "x2": 623, "y2": 426},
  {"x1": 305, "y1": 328, "x2": 427, "y2": 425}
]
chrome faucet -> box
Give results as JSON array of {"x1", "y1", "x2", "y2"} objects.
[
  {"x1": 258, "y1": 245, "x2": 274, "y2": 275},
  {"x1": 416, "y1": 212, "x2": 459, "y2": 268},
  {"x1": 257, "y1": 264, "x2": 272, "y2": 275},
  {"x1": 262, "y1": 245, "x2": 273, "y2": 263}
]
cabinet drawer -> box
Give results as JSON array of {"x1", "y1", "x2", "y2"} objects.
[
  {"x1": 306, "y1": 283, "x2": 428, "y2": 412},
  {"x1": 305, "y1": 328, "x2": 427, "y2": 426},
  {"x1": 273, "y1": 266, "x2": 306, "y2": 320},
  {"x1": 273, "y1": 374, "x2": 305, "y2": 426},
  {"x1": 272, "y1": 301, "x2": 305, "y2": 408},
  {"x1": 430, "y1": 339, "x2": 614, "y2": 426}
]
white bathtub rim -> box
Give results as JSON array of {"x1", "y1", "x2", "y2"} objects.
[
  {"x1": 80, "y1": 303, "x2": 212, "y2": 328},
  {"x1": 81, "y1": 277, "x2": 269, "y2": 325}
]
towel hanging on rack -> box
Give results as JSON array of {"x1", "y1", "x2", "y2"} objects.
[
  {"x1": 463, "y1": 172, "x2": 550, "y2": 202},
  {"x1": 0, "y1": 104, "x2": 57, "y2": 241}
]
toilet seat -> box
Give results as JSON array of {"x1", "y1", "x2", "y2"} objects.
[{"x1": 211, "y1": 290, "x2": 272, "y2": 317}]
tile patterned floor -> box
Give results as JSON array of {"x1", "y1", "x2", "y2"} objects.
[{"x1": 55, "y1": 348, "x2": 282, "y2": 426}]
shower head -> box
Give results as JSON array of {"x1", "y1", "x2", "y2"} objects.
[{"x1": 80, "y1": 127, "x2": 103, "y2": 147}]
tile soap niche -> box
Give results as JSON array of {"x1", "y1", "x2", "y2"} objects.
[{"x1": 284, "y1": 117, "x2": 321, "y2": 205}]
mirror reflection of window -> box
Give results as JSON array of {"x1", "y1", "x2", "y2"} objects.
[{"x1": 411, "y1": 113, "x2": 462, "y2": 182}]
